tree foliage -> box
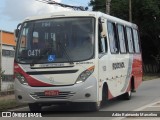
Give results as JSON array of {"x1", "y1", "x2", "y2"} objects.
[
  {"x1": 89, "y1": 0, "x2": 160, "y2": 62},
  {"x1": 89, "y1": 0, "x2": 106, "y2": 12}
]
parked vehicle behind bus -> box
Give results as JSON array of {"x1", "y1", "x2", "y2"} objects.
[{"x1": 14, "y1": 11, "x2": 143, "y2": 111}]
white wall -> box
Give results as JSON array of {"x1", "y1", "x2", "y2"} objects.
[
  {"x1": 1, "y1": 45, "x2": 15, "y2": 91},
  {"x1": 1, "y1": 82, "x2": 14, "y2": 91},
  {"x1": 2, "y1": 57, "x2": 14, "y2": 74}
]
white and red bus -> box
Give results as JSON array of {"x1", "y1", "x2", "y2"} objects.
[{"x1": 14, "y1": 11, "x2": 143, "y2": 111}]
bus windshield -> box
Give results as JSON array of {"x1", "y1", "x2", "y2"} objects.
[{"x1": 16, "y1": 17, "x2": 95, "y2": 64}]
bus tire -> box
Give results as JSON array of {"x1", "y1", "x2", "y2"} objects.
[
  {"x1": 102, "y1": 84, "x2": 108, "y2": 105},
  {"x1": 89, "y1": 102, "x2": 101, "y2": 111},
  {"x1": 28, "y1": 103, "x2": 42, "y2": 112}
]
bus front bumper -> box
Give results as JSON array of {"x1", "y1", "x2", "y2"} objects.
[{"x1": 14, "y1": 77, "x2": 98, "y2": 104}]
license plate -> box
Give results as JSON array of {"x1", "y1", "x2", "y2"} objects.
[{"x1": 44, "y1": 90, "x2": 59, "y2": 96}]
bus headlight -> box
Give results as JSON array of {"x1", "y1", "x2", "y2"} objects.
[
  {"x1": 76, "y1": 66, "x2": 95, "y2": 84},
  {"x1": 14, "y1": 73, "x2": 28, "y2": 85}
]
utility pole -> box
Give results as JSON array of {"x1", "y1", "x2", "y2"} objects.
[
  {"x1": 129, "y1": 0, "x2": 132, "y2": 22},
  {"x1": 106, "y1": 0, "x2": 111, "y2": 14},
  {"x1": 0, "y1": 30, "x2": 2, "y2": 92}
]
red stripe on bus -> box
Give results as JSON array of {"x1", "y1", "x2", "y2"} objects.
[{"x1": 14, "y1": 63, "x2": 53, "y2": 87}]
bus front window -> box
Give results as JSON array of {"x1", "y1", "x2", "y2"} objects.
[{"x1": 16, "y1": 17, "x2": 95, "y2": 64}]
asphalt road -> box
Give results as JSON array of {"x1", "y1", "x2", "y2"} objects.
[{"x1": 2, "y1": 78, "x2": 160, "y2": 120}]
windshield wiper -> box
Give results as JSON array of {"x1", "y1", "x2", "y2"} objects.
[{"x1": 58, "y1": 42, "x2": 74, "y2": 64}]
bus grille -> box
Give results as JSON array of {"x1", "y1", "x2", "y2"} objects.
[{"x1": 30, "y1": 91, "x2": 75, "y2": 99}]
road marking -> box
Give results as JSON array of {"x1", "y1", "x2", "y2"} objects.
[
  {"x1": 112, "y1": 100, "x2": 160, "y2": 120},
  {"x1": 134, "y1": 101, "x2": 160, "y2": 111}
]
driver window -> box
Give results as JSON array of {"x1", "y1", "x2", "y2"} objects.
[
  {"x1": 99, "y1": 36, "x2": 107, "y2": 53},
  {"x1": 101, "y1": 37, "x2": 107, "y2": 53}
]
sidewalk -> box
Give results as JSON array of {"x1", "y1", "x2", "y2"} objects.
[
  {"x1": 0, "y1": 94, "x2": 15, "y2": 101},
  {"x1": 0, "y1": 93, "x2": 17, "y2": 111},
  {"x1": 0, "y1": 91, "x2": 15, "y2": 101}
]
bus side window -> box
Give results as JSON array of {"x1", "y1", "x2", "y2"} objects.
[
  {"x1": 133, "y1": 29, "x2": 140, "y2": 53},
  {"x1": 126, "y1": 27, "x2": 134, "y2": 53},
  {"x1": 117, "y1": 24, "x2": 127, "y2": 53},
  {"x1": 107, "y1": 21, "x2": 119, "y2": 54}
]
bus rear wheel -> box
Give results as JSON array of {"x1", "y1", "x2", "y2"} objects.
[
  {"x1": 121, "y1": 91, "x2": 132, "y2": 100},
  {"x1": 102, "y1": 85, "x2": 108, "y2": 105},
  {"x1": 28, "y1": 103, "x2": 42, "y2": 112}
]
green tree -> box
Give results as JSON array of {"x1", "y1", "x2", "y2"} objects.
[
  {"x1": 110, "y1": 0, "x2": 129, "y2": 21},
  {"x1": 89, "y1": 0, "x2": 106, "y2": 12},
  {"x1": 131, "y1": 0, "x2": 160, "y2": 61},
  {"x1": 89, "y1": 0, "x2": 160, "y2": 68}
]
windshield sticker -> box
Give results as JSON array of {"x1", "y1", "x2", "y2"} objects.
[
  {"x1": 48, "y1": 55, "x2": 56, "y2": 62},
  {"x1": 28, "y1": 49, "x2": 40, "y2": 56}
]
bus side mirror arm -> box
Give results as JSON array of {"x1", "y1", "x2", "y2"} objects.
[
  {"x1": 14, "y1": 23, "x2": 22, "y2": 42},
  {"x1": 14, "y1": 29, "x2": 19, "y2": 43},
  {"x1": 14, "y1": 29, "x2": 19, "y2": 38}
]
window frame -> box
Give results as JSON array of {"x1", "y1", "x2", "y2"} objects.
[
  {"x1": 125, "y1": 26, "x2": 135, "y2": 54},
  {"x1": 132, "y1": 28, "x2": 140, "y2": 54},
  {"x1": 117, "y1": 24, "x2": 127, "y2": 54},
  {"x1": 15, "y1": 17, "x2": 96, "y2": 64},
  {"x1": 107, "y1": 21, "x2": 119, "y2": 54}
]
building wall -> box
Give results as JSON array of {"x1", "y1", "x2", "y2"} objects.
[
  {"x1": 1, "y1": 45, "x2": 15, "y2": 91},
  {"x1": 2, "y1": 45, "x2": 14, "y2": 74},
  {"x1": 0, "y1": 30, "x2": 15, "y2": 91},
  {"x1": 1, "y1": 31, "x2": 15, "y2": 46}
]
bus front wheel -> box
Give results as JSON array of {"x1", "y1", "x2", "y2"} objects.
[{"x1": 89, "y1": 102, "x2": 101, "y2": 111}]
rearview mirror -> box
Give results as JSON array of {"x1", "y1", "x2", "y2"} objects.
[
  {"x1": 14, "y1": 23, "x2": 22, "y2": 42},
  {"x1": 14, "y1": 29, "x2": 19, "y2": 38}
]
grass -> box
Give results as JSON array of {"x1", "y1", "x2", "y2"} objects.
[
  {"x1": 0, "y1": 99, "x2": 26, "y2": 111},
  {"x1": 0, "y1": 99, "x2": 18, "y2": 111},
  {"x1": 143, "y1": 73, "x2": 160, "y2": 81}
]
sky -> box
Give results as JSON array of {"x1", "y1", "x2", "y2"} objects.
[{"x1": 0, "y1": 0, "x2": 91, "y2": 32}]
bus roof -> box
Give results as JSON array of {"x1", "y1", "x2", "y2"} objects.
[{"x1": 23, "y1": 11, "x2": 137, "y2": 28}]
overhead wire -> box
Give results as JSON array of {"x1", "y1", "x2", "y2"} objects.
[{"x1": 35, "y1": 0, "x2": 87, "y2": 11}]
